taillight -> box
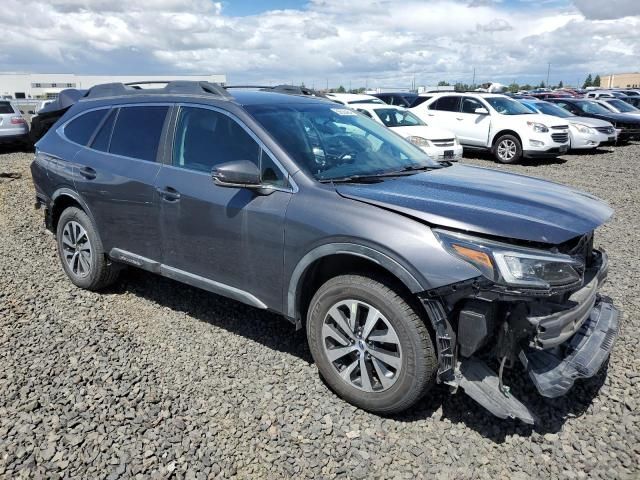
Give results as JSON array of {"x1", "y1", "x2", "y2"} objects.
[{"x1": 10, "y1": 116, "x2": 26, "y2": 125}]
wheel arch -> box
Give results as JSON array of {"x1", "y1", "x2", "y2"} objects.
[
  {"x1": 491, "y1": 129, "x2": 522, "y2": 149},
  {"x1": 287, "y1": 243, "x2": 424, "y2": 328},
  {"x1": 50, "y1": 188, "x2": 97, "y2": 233}
]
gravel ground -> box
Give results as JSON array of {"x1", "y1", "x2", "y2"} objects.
[{"x1": 0, "y1": 143, "x2": 638, "y2": 479}]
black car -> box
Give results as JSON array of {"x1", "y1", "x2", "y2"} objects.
[
  {"x1": 547, "y1": 98, "x2": 640, "y2": 141},
  {"x1": 371, "y1": 92, "x2": 430, "y2": 108},
  {"x1": 31, "y1": 81, "x2": 619, "y2": 424}
]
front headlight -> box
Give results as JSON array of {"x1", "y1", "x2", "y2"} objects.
[
  {"x1": 407, "y1": 136, "x2": 431, "y2": 147},
  {"x1": 527, "y1": 121, "x2": 549, "y2": 133},
  {"x1": 435, "y1": 229, "x2": 583, "y2": 289},
  {"x1": 571, "y1": 123, "x2": 595, "y2": 134}
]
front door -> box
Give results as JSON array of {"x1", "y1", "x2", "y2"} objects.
[
  {"x1": 456, "y1": 97, "x2": 492, "y2": 146},
  {"x1": 155, "y1": 105, "x2": 293, "y2": 310}
]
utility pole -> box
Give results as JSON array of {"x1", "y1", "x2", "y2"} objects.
[
  {"x1": 472, "y1": 67, "x2": 476, "y2": 88},
  {"x1": 546, "y1": 63, "x2": 550, "y2": 87},
  {"x1": 326, "y1": 78, "x2": 329, "y2": 91}
]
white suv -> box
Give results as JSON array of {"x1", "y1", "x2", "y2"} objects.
[{"x1": 411, "y1": 93, "x2": 570, "y2": 163}]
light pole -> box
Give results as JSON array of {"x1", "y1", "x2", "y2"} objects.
[{"x1": 546, "y1": 63, "x2": 550, "y2": 87}]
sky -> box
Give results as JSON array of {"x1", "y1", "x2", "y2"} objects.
[{"x1": 0, "y1": 0, "x2": 638, "y2": 88}]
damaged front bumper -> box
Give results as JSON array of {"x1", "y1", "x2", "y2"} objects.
[{"x1": 422, "y1": 249, "x2": 620, "y2": 424}]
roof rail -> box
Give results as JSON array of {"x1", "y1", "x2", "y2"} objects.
[
  {"x1": 225, "y1": 83, "x2": 327, "y2": 98},
  {"x1": 84, "y1": 81, "x2": 232, "y2": 100}
]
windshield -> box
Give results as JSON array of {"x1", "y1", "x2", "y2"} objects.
[
  {"x1": 247, "y1": 103, "x2": 440, "y2": 181},
  {"x1": 374, "y1": 108, "x2": 425, "y2": 127},
  {"x1": 576, "y1": 100, "x2": 613, "y2": 115},
  {"x1": 535, "y1": 102, "x2": 574, "y2": 118},
  {"x1": 607, "y1": 99, "x2": 638, "y2": 113},
  {"x1": 486, "y1": 97, "x2": 534, "y2": 115}
]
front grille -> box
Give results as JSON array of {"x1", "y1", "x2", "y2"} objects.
[
  {"x1": 551, "y1": 132, "x2": 569, "y2": 143},
  {"x1": 596, "y1": 126, "x2": 614, "y2": 134},
  {"x1": 431, "y1": 138, "x2": 455, "y2": 147},
  {"x1": 617, "y1": 123, "x2": 640, "y2": 132},
  {"x1": 552, "y1": 125, "x2": 568, "y2": 130}
]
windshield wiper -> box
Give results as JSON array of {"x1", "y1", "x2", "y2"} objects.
[{"x1": 318, "y1": 165, "x2": 441, "y2": 184}]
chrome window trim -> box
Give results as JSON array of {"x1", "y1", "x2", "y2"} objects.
[{"x1": 173, "y1": 103, "x2": 298, "y2": 194}]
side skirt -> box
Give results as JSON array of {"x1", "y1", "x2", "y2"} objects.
[{"x1": 109, "y1": 248, "x2": 268, "y2": 310}]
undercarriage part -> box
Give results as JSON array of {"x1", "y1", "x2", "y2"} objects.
[
  {"x1": 456, "y1": 358, "x2": 535, "y2": 425},
  {"x1": 520, "y1": 296, "x2": 619, "y2": 398},
  {"x1": 457, "y1": 299, "x2": 495, "y2": 357},
  {"x1": 420, "y1": 298, "x2": 455, "y2": 382}
]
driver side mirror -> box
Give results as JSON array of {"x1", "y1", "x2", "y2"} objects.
[
  {"x1": 212, "y1": 160, "x2": 273, "y2": 195},
  {"x1": 474, "y1": 107, "x2": 489, "y2": 115}
]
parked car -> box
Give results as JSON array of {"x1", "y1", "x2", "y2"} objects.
[
  {"x1": 370, "y1": 92, "x2": 430, "y2": 108},
  {"x1": 324, "y1": 93, "x2": 385, "y2": 105},
  {"x1": 0, "y1": 101, "x2": 29, "y2": 145},
  {"x1": 518, "y1": 99, "x2": 616, "y2": 149},
  {"x1": 353, "y1": 103, "x2": 463, "y2": 161},
  {"x1": 595, "y1": 98, "x2": 640, "y2": 116},
  {"x1": 411, "y1": 93, "x2": 570, "y2": 163},
  {"x1": 547, "y1": 98, "x2": 640, "y2": 142},
  {"x1": 585, "y1": 90, "x2": 627, "y2": 99},
  {"x1": 31, "y1": 81, "x2": 620, "y2": 424},
  {"x1": 617, "y1": 96, "x2": 640, "y2": 109}
]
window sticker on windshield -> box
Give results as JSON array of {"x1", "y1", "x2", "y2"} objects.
[{"x1": 331, "y1": 108, "x2": 357, "y2": 116}]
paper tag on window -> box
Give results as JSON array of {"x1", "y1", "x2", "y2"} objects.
[{"x1": 331, "y1": 108, "x2": 357, "y2": 116}]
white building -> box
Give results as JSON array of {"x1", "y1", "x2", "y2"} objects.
[{"x1": 0, "y1": 73, "x2": 227, "y2": 99}]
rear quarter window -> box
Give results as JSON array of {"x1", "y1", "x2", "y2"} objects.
[
  {"x1": 109, "y1": 106, "x2": 169, "y2": 162},
  {"x1": 0, "y1": 102, "x2": 16, "y2": 114},
  {"x1": 64, "y1": 109, "x2": 109, "y2": 146}
]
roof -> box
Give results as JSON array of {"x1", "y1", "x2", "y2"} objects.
[{"x1": 351, "y1": 103, "x2": 405, "y2": 111}]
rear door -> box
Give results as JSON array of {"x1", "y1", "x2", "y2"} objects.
[
  {"x1": 425, "y1": 96, "x2": 461, "y2": 133},
  {"x1": 71, "y1": 104, "x2": 169, "y2": 259},
  {"x1": 456, "y1": 96, "x2": 492, "y2": 146},
  {"x1": 155, "y1": 104, "x2": 293, "y2": 310}
]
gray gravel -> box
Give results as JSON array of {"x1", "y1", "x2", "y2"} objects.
[{"x1": 1, "y1": 142, "x2": 638, "y2": 479}]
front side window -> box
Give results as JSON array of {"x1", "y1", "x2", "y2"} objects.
[
  {"x1": 109, "y1": 106, "x2": 168, "y2": 161},
  {"x1": 577, "y1": 101, "x2": 612, "y2": 115},
  {"x1": 606, "y1": 99, "x2": 637, "y2": 112},
  {"x1": 429, "y1": 96, "x2": 460, "y2": 112},
  {"x1": 246, "y1": 103, "x2": 440, "y2": 181},
  {"x1": 173, "y1": 107, "x2": 260, "y2": 173},
  {"x1": 485, "y1": 97, "x2": 534, "y2": 115},
  {"x1": 64, "y1": 109, "x2": 108, "y2": 146},
  {"x1": 374, "y1": 108, "x2": 425, "y2": 127},
  {"x1": 461, "y1": 97, "x2": 485, "y2": 114}
]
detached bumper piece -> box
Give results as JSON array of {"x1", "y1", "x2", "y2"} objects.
[
  {"x1": 519, "y1": 297, "x2": 619, "y2": 398},
  {"x1": 456, "y1": 359, "x2": 535, "y2": 425}
]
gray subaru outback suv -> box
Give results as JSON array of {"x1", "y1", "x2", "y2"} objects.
[{"x1": 31, "y1": 81, "x2": 619, "y2": 423}]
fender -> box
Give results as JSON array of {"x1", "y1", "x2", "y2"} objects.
[{"x1": 286, "y1": 242, "x2": 424, "y2": 321}]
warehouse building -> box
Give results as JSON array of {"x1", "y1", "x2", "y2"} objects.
[
  {"x1": 600, "y1": 72, "x2": 640, "y2": 89},
  {"x1": 0, "y1": 73, "x2": 227, "y2": 99}
]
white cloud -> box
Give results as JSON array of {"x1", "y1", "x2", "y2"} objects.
[
  {"x1": 573, "y1": 0, "x2": 640, "y2": 20},
  {"x1": 0, "y1": 0, "x2": 638, "y2": 87}
]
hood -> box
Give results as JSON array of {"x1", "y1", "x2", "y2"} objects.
[
  {"x1": 585, "y1": 111, "x2": 640, "y2": 124},
  {"x1": 336, "y1": 164, "x2": 613, "y2": 244},
  {"x1": 569, "y1": 116, "x2": 614, "y2": 128},
  {"x1": 391, "y1": 125, "x2": 457, "y2": 140},
  {"x1": 506, "y1": 113, "x2": 568, "y2": 128}
]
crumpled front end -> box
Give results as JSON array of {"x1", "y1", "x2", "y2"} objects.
[{"x1": 420, "y1": 232, "x2": 620, "y2": 424}]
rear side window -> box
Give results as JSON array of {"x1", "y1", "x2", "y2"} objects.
[
  {"x1": 64, "y1": 109, "x2": 108, "y2": 146},
  {"x1": 109, "y1": 106, "x2": 168, "y2": 161},
  {"x1": 0, "y1": 102, "x2": 14, "y2": 114},
  {"x1": 430, "y1": 96, "x2": 461, "y2": 112},
  {"x1": 91, "y1": 109, "x2": 117, "y2": 152}
]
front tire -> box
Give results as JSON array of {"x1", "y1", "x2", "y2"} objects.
[
  {"x1": 493, "y1": 134, "x2": 522, "y2": 164},
  {"x1": 56, "y1": 207, "x2": 120, "y2": 290},
  {"x1": 307, "y1": 275, "x2": 437, "y2": 414}
]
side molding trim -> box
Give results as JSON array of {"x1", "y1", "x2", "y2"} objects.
[{"x1": 109, "y1": 248, "x2": 268, "y2": 310}]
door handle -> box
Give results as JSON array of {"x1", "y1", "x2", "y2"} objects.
[
  {"x1": 157, "y1": 186, "x2": 181, "y2": 202},
  {"x1": 79, "y1": 166, "x2": 96, "y2": 180},
  {"x1": 456, "y1": 117, "x2": 464, "y2": 121}
]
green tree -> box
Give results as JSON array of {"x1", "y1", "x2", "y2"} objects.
[
  {"x1": 508, "y1": 83, "x2": 519, "y2": 93},
  {"x1": 558, "y1": 80, "x2": 564, "y2": 88},
  {"x1": 593, "y1": 75, "x2": 601, "y2": 87},
  {"x1": 336, "y1": 85, "x2": 346, "y2": 93},
  {"x1": 437, "y1": 80, "x2": 450, "y2": 86},
  {"x1": 583, "y1": 74, "x2": 593, "y2": 88},
  {"x1": 539, "y1": 81, "x2": 546, "y2": 88}
]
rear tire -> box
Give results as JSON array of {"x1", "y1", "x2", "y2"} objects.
[
  {"x1": 56, "y1": 207, "x2": 120, "y2": 291},
  {"x1": 493, "y1": 134, "x2": 522, "y2": 164},
  {"x1": 307, "y1": 274, "x2": 437, "y2": 414}
]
